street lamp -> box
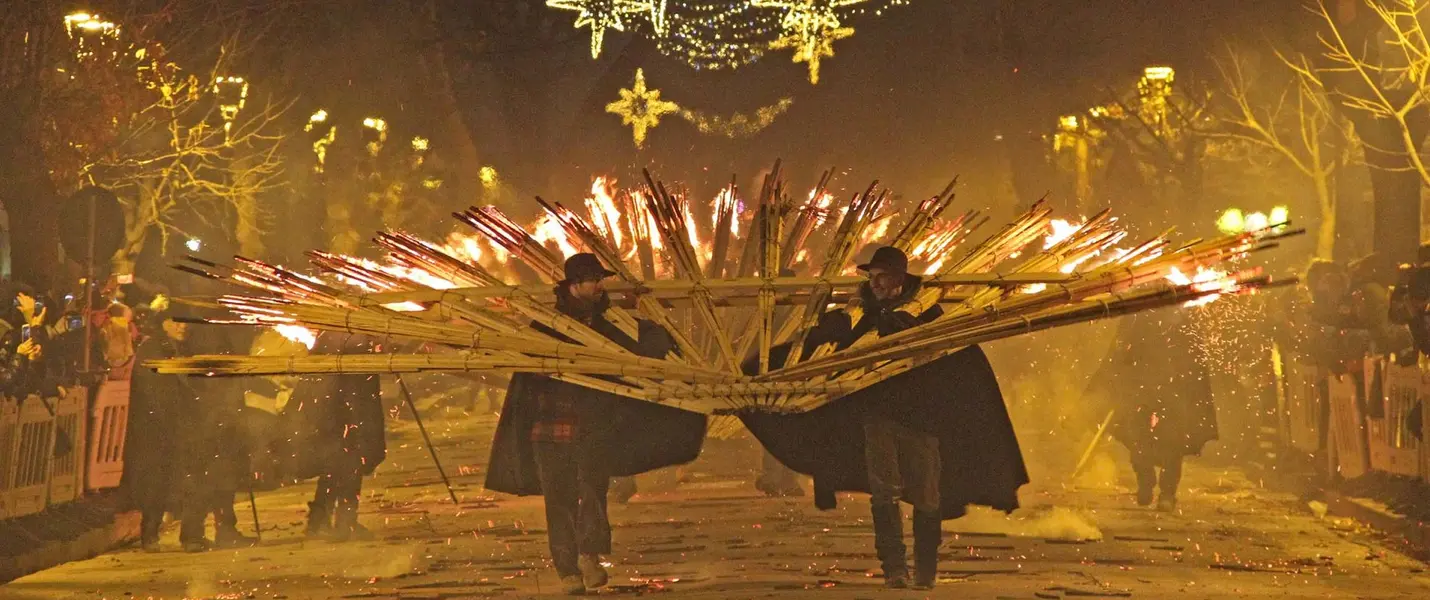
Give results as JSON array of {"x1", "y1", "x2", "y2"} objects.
[
  {"x1": 63, "y1": 12, "x2": 119, "y2": 62},
  {"x1": 213, "y1": 76, "x2": 249, "y2": 140},
  {"x1": 1138, "y1": 65, "x2": 1175, "y2": 136},
  {"x1": 362, "y1": 116, "x2": 388, "y2": 157},
  {"x1": 305, "y1": 109, "x2": 337, "y2": 174}
]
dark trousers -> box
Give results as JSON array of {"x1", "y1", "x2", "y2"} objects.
[
  {"x1": 314, "y1": 471, "x2": 362, "y2": 505},
  {"x1": 175, "y1": 485, "x2": 240, "y2": 543},
  {"x1": 864, "y1": 417, "x2": 942, "y2": 577},
  {"x1": 534, "y1": 441, "x2": 612, "y2": 577},
  {"x1": 1130, "y1": 451, "x2": 1183, "y2": 498}
]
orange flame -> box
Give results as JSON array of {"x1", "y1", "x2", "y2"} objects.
[
  {"x1": 1044, "y1": 219, "x2": 1083, "y2": 249},
  {"x1": 273, "y1": 324, "x2": 317, "y2": 350},
  {"x1": 532, "y1": 213, "x2": 579, "y2": 257},
  {"x1": 585, "y1": 177, "x2": 624, "y2": 250},
  {"x1": 1165, "y1": 266, "x2": 1237, "y2": 307}
]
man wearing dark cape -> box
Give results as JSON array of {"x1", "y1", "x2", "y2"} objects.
[
  {"x1": 740, "y1": 246, "x2": 1029, "y2": 590},
  {"x1": 288, "y1": 333, "x2": 387, "y2": 540},
  {"x1": 1087, "y1": 310, "x2": 1216, "y2": 511},
  {"x1": 484, "y1": 253, "x2": 707, "y2": 596}
]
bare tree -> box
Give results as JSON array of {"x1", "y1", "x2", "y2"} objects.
[
  {"x1": 1089, "y1": 68, "x2": 1219, "y2": 231},
  {"x1": 1214, "y1": 49, "x2": 1350, "y2": 259},
  {"x1": 1300, "y1": 0, "x2": 1430, "y2": 261},
  {"x1": 47, "y1": 16, "x2": 288, "y2": 275}
]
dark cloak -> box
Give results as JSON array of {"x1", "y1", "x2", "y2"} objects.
[
  {"x1": 120, "y1": 334, "x2": 190, "y2": 512},
  {"x1": 281, "y1": 335, "x2": 387, "y2": 480},
  {"x1": 484, "y1": 291, "x2": 708, "y2": 496},
  {"x1": 740, "y1": 343, "x2": 1028, "y2": 520},
  {"x1": 1087, "y1": 312, "x2": 1218, "y2": 460}
]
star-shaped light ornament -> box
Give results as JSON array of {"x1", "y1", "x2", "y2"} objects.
[
  {"x1": 755, "y1": 0, "x2": 864, "y2": 84},
  {"x1": 605, "y1": 68, "x2": 680, "y2": 148},
  {"x1": 548, "y1": 0, "x2": 669, "y2": 59}
]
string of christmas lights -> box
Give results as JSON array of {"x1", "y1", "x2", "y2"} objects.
[
  {"x1": 680, "y1": 97, "x2": 794, "y2": 137},
  {"x1": 654, "y1": 0, "x2": 783, "y2": 71}
]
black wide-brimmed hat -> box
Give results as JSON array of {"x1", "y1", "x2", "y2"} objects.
[
  {"x1": 856, "y1": 246, "x2": 909, "y2": 274},
  {"x1": 561, "y1": 253, "x2": 617, "y2": 284}
]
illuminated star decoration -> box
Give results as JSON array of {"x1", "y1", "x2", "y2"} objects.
[
  {"x1": 605, "y1": 68, "x2": 680, "y2": 148},
  {"x1": 755, "y1": 0, "x2": 864, "y2": 84},
  {"x1": 548, "y1": 0, "x2": 668, "y2": 59}
]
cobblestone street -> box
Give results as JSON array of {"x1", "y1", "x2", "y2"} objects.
[{"x1": 6, "y1": 412, "x2": 1429, "y2": 600}]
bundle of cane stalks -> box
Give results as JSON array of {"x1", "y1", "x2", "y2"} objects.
[{"x1": 150, "y1": 164, "x2": 1298, "y2": 423}]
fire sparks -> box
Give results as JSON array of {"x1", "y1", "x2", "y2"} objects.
[
  {"x1": 810, "y1": 190, "x2": 837, "y2": 226},
  {"x1": 272, "y1": 324, "x2": 317, "y2": 350},
  {"x1": 1165, "y1": 266, "x2": 1238, "y2": 307}
]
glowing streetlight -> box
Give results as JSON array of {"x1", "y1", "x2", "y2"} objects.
[
  {"x1": 213, "y1": 76, "x2": 249, "y2": 139},
  {"x1": 185, "y1": 238, "x2": 202, "y2": 252},
  {"x1": 63, "y1": 12, "x2": 119, "y2": 61},
  {"x1": 362, "y1": 116, "x2": 388, "y2": 157}
]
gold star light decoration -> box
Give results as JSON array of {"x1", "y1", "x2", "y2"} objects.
[
  {"x1": 606, "y1": 68, "x2": 681, "y2": 147},
  {"x1": 548, "y1": 0, "x2": 669, "y2": 59},
  {"x1": 755, "y1": 0, "x2": 864, "y2": 84}
]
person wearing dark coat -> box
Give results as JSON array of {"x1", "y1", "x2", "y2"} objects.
[
  {"x1": 739, "y1": 247, "x2": 1028, "y2": 590},
  {"x1": 289, "y1": 333, "x2": 387, "y2": 541},
  {"x1": 122, "y1": 311, "x2": 255, "y2": 552},
  {"x1": 122, "y1": 315, "x2": 187, "y2": 551},
  {"x1": 748, "y1": 246, "x2": 948, "y2": 589},
  {"x1": 484, "y1": 253, "x2": 707, "y2": 596},
  {"x1": 1091, "y1": 310, "x2": 1217, "y2": 511}
]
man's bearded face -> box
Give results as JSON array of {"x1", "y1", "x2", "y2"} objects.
[
  {"x1": 569, "y1": 278, "x2": 605, "y2": 303},
  {"x1": 868, "y1": 267, "x2": 903, "y2": 301}
]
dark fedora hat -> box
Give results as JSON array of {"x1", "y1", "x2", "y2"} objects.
[
  {"x1": 561, "y1": 253, "x2": 617, "y2": 284},
  {"x1": 856, "y1": 246, "x2": 909, "y2": 274}
]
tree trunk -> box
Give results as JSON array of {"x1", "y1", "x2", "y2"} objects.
[
  {"x1": 424, "y1": 0, "x2": 485, "y2": 207},
  {"x1": 1313, "y1": 173, "x2": 1336, "y2": 260},
  {"x1": 0, "y1": 90, "x2": 62, "y2": 292}
]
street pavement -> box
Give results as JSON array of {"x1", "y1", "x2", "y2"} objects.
[{"x1": 5, "y1": 410, "x2": 1429, "y2": 600}]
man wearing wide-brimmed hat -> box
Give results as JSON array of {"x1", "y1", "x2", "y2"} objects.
[
  {"x1": 844, "y1": 246, "x2": 944, "y2": 589},
  {"x1": 485, "y1": 253, "x2": 707, "y2": 595}
]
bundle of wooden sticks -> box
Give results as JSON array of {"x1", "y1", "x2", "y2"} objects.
[{"x1": 151, "y1": 163, "x2": 1298, "y2": 423}]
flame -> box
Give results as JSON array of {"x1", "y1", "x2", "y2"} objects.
[
  {"x1": 532, "y1": 213, "x2": 579, "y2": 256},
  {"x1": 911, "y1": 220, "x2": 965, "y2": 275},
  {"x1": 1165, "y1": 266, "x2": 1238, "y2": 307},
  {"x1": 585, "y1": 177, "x2": 624, "y2": 249},
  {"x1": 273, "y1": 324, "x2": 316, "y2": 350},
  {"x1": 860, "y1": 215, "x2": 893, "y2": 247},
  {"x1": 682, "y1": 200, "x2": 704, "y2": 258},
  {"x1": 810, "y1": 190, "x2": 836, "y2": 226},
  {"x1": 383, "y1": 302, "x2": 429, "y2": 312},
  {"x1": 714, "y1": 186, "x2": 740, "y2": 238},
  {"x1": 1044, "y1": 219, "x2": 1083, "y2": 249},
  {"x1": 793, "y1": 248, "x2": 810, "y2": 266}
]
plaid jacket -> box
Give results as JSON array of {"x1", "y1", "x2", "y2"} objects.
[{"x1": 530, "y1": 389, "x2": 580, "y2": 443}]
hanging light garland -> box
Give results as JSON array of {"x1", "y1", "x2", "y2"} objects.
[
  {"x1": 606, "y1": 69, "x2": 682, "y2": 147},
  {"x1": 654, "y1": 1, "x2": 783, "y2": 71},
  {"x1": 753, "y1": 0, "x2": 866, "y2": 84},
  {"x1": 547, "y1": 0, "x2": 670, "y2": 59},
  {"x1": 607, "y1": 68, "x2": 796, "y2": 146},
  {"x1": 681, "y1": 97, "x2": 795, "y2": 138}
]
